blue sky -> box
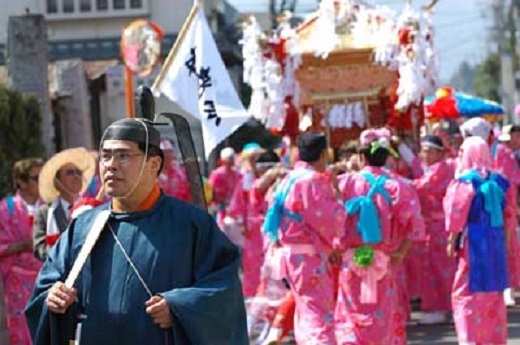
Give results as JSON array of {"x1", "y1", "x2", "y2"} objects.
[{"x1": 227, "y1": 0, "x2": 493, "y2": 82}]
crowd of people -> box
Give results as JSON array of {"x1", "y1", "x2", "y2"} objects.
[
  {"x1": 0, "y1": 115, "x2": 519, "y2": 345},
  {"x1": 208, "y1": 117, "x2": 520, "y2": 345},
  {"x1": 0, "y1": 118, "x2": 246, "y2": 345}
]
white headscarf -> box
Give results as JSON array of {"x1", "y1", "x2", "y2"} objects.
[{"x1": 460, "y1": 118, "x2": 492, "y2": 141}]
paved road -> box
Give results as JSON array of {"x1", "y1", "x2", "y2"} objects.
[
  {"x1": 408, "y1": 307, "x2": 520, "y2": 344},
  {"x1": 270, "y1": 307, "x2": 520, "y2": 344}
]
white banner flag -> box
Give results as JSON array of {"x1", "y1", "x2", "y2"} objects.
[{"x1": 155, "y1": 6, "x2": 250, "y2": 158}]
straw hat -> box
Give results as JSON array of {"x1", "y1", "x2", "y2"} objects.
[{"x1": 39, "y1": 147, "x2": 96, "y2": 203}]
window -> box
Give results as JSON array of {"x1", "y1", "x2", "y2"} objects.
[
  {"x1": 113, "y1": 0, "x2": 125, "y2": 10},
  {"x1": 63, "y1": 0, "x2": 75, "y2": 13},
  {"x1": 96, "y1": 0, "x2": 108, "y2": 11},
  {"x1": 130, "y1": 0, "x2": 142, "y2": 9},
  {"x1": 80, "y1": 0, "x2": 92, "y2": 12},
  {"x1": 47, "y1": 0, "x2": 58, "y2": 13},
  {"x1": 45, "y1": 0, "x2": 148, "y2": 18}
]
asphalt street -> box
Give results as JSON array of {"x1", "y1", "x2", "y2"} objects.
[
  {"x1": 408, "y1": 307, "x2": 520, "y2": 344},
  {"x1": 273, "y1": 307, "x2": 520, "y2": 344}
]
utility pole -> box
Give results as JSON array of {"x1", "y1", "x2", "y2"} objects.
[{"x1": 492, "y1": 0, "x2": 516, "y2": 121}]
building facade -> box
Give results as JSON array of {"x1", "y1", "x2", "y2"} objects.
[{"x1": 0, "y1": 0, "x2": 243, "y2": 161}]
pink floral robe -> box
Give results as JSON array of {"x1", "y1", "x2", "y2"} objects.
[
  {"x1": 158, "y1": 163, "x2": 191, "y2": 202},
  {"x1": 278, "y1": 161, "x2": 347, "y2": 345},
  {"x1": 444, "y1": 176, "x2": 513, "y2": 344},
  {"x1": 411, "y1": 158, "x2": 456, "y2": 312},
  {"x1": 208, "y1": 165, "x2": 241, "y2": 227},
  {"x1": 335, "y1": 166, "x2": 424, "y2": 345},
  {"x1": 384, "y1": 169, "x2": 426, "y2": 331},
  {"x1": 492, "y1": 141, "x2": 520, "y2": 288},
  {"x1": 228, "y1": 177, "x2": 267, "y2": 298},
  {"x1": 0, "y1": 194, "x2": 42, "y2": 345}
]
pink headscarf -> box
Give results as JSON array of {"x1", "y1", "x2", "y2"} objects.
[
  {"x1": 360, "y1": 127, "x2": 391, "y2": 146},
  {"x1": 457, "y1": 136, "x2": 491, "y2": 177}
]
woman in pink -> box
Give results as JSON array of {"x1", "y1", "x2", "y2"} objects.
[
  {"x1": 335, "y1": 129, "x2": 423, "y2": 345},
  {"x1": 157, "y1": 139, "x2": 191, "y2": 201},
  {"x1": 461, "y1": 117, "x2": 520, "y2": 303},
  {"x1": 208, "y1": 147, "x2": 241, "y2": 227},
  {"x1": 410, "y1": 135, "x2": 457, "y2": 324},
  {"x1": 273, "y1": 133, "x2": 346, "y2": 344},
  {"x1": 0, "y1": 158, "x2": 44, "y2": 345},
  {"x1": 444, "y1": 136, "x2": 511, "y2": 345},
  {"x1": 228, "y1": 150, "x2": 284, "y2": 298}
]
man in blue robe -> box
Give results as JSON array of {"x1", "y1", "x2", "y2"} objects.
[{"x1": 25, "y1": 118, "x2": 248, "y2": 345}]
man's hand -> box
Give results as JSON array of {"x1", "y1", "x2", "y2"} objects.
[
  {"x1": 446, "y1": 242, "x2": 455, "y2": 258},
  {"x1": 389, "y1": 251, "x2": 405, "y2": 265},
  {"x1": 328, "y1": 250, "x2": 342, "y2": 267},
  {"x1": 145, "y1": 295, "x2": 173, "y2": 329},
  {"x1": 46, "y1": 282, "x2": 77, "y2": 314}
]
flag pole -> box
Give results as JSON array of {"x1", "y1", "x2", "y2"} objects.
[
  {"x1": 125, "y1": 66, "x2": 135, "y2": 118},
  {"x1": 151, "y1": 1, "x2": 202, "y2": 92}
]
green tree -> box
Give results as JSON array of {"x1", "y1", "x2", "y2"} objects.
[
  {"x1": 473, "y1": 53, "x2": 501, "y2": 102},
  {"x1": 0, "y1": 84, "x2": 43, "y2": 198}
]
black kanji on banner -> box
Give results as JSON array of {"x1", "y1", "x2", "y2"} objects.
[
  {"x1": 204, "y1": 100, "x2": 221, "y2": 126},
  {"x1": 184, "y1": 46, "x2": 222, "y2": 126}
]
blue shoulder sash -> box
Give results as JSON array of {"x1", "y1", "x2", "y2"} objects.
[
  {"x1": 345, "y1": 171, "x2": 392, "y2": 244},
  {"x1": 457, "y1": 170, "x2": 509, "y2": 292},
  {"x1": 7, "y1": 196, "x2": 15, "y2": 216},
  {"x1": 262, "y1": 169, "x2": 312, "y2": 242}
]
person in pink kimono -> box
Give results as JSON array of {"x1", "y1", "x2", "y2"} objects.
[
  {"x1": 267, "y1": 132, "x2": 346, "y2": 345},
  {"x1": 444, "y1": 136, "x2": 512, "y2": 345},
  {"x1": 381, "y1": 151, "x2": 426, "y2": 330},
  {"x1": 460, "y1": 117, "x2": 520, "y2": 305},
  {"x1": 406, "y1": 135, "x2": 457, "y2": 324},
  {"x1": 208, "y1": 147, "x2": 241, "y2": 227},
  {"x1": 0, "y1": 158, "x2": 44, "y2": 345},
  {"x1": 335, "y1": 129, "x2": 423, "y2": 345},
  {"x1": 228, "y1": 150, "x2": 284, "y2": 298},
  {"x1": 158, "y1": 139, "x2": 191, "y2": 202}
]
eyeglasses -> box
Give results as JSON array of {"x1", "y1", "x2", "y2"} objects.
[
  {"x1": 63, "y1": 168, "x2": 83, "y2": 177},
  {"x1": 100, "y1": 151, "x2": 143, "y2": 165}
]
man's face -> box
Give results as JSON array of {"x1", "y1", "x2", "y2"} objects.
[
  {"x1": 100, "y1": 140, "x2": 159, "y2": 197},
  {"x1": 420, "y1": 146, "x2": 444, "y2": 166},
  {"x1": 18, "y1": 166, "x2": 42, "y2": 199},
  {"x1": 222, "y1": 157, "x2": 234, "y2": 167},
  {"x1": 510, "y1": 131, "x2": 520, "y2": 151},
  {"x1": 56, "y1": 163, "x2": 83, "y2": 196}
]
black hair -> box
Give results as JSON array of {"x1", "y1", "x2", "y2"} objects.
[
  {"x1": 511, "y1": 125, "x2": 520, "y2": 134},
  {"x1": 257, "y1": 150, "x2": 280, "y2": 164},
  {"x1": 12, "y1": 158, "x2": 44, "y2": 189},
  {"x1": 297, "y1": 133, "x2": 327, "y2": 163},
  {"x1": 359, "y1": 144, "x2": 389, "y2": 167},
  {"x1": 137, "y1": 142, "x2": 164, "y2": 176}
]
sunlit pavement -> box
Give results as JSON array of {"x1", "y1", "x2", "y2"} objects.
[
  {"x1": 408, "y1": 307, "x2": 520, "y2": 344},
  {"x1": 273, "y1": 306, "x2": 520, "y2": 344}
]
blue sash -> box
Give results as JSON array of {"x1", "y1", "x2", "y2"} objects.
[
  {"x1": 458, "y1": 170, "x2": 509, "y2": 292},
  {"x1": 7, "y1": 196, "x2": 15, "y2": 216},
  {"x1": 345, "y1": 171, "x2": 392, "y2": 244},
  {"x1": 262, "y1": 169, "x2": 312, "y2": 243}
]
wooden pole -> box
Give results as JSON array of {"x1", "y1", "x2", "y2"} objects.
[
  {"x1": 151, "y1": 2, "x2": 201, "y2": 92},
  {"x1": 125, "y1": 66, "x2": 135, "y2": 118}
]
